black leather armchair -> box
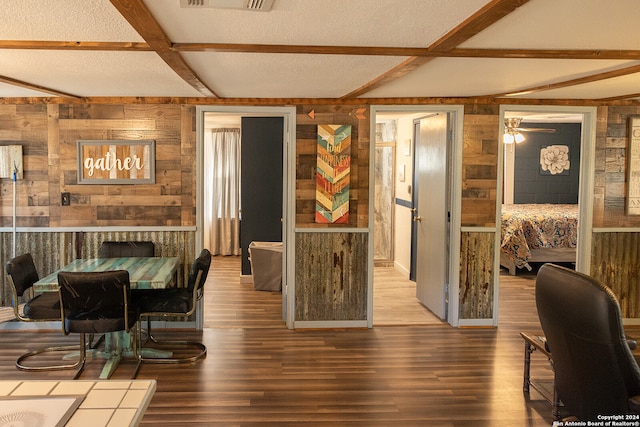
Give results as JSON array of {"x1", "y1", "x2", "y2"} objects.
[
  {"x1": 535, "y1": 263, "x2": 640, "y2": 420},
  {"x1": 58, "y1": 270, "x2": 141, "y2": 379}
]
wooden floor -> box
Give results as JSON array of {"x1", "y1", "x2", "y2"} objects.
[{"x1": 2, "y1": 257, "x2": 626, "y2": 426}]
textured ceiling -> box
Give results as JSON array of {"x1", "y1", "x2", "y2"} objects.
[{"x1": 0, "y1": 0, "x2": 638, "y2": 101}]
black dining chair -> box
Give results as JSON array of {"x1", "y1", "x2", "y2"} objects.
[
  {"x1": 99, "y1": 241, "x2": 155, "y2": 258},
  {"x1": 94, "y1": 240, "x2": 154, "y2": 349},
  {"x1": 136, "y1": 248, "x2": 211, "y2": 364},
  {"x1": 58, "y1": 269, "x2": 141, "y2": 379},
  {"x1": 6, "y1": 253, "x2": 80, "y2": 372}
]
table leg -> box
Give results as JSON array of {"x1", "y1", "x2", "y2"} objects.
[
  {"x1": 552, "y1": 372, "x2": 561, "y2": 419},
  {"x1": 523, "y1": 341, "x2": 534, "y2": 393}
]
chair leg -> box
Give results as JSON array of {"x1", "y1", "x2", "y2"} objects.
[
  {"x1": 140, "y1": 316, "x2": 207, "y2": 364},
  {"x1": 72, "y1": 334, "x2": 88, "y2": 380},
  {"x1": 16, "y1": 342, "x2": 85, "y2": 373},
  {"x1": 130, "y1": 322, "x2": 142, "y2": 379}
]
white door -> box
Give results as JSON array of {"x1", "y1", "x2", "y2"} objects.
[{"x1": 414, "y1": 113, "x2": 450, "y2": 320}]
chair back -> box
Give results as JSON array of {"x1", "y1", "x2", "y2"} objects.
[
  {"x1": 187, "y1": 249, "x2": 212, "y2": 296},
  {"x1": 58, "y1": 270, "x2": 133, "y2": 334},
  {"x1": 99, "y1": 241, "x2": 155, "y2": 258},
  {"x1": 6, "y1": 253, "x2": 39, "y2": 297},
  {"x1": 536, "y1": 263, "x2": 640, "y2": 420}
]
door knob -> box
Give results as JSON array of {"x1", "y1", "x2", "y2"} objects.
[{"x1": 413, "y1": 216, "x2": 422, "y2": 222}]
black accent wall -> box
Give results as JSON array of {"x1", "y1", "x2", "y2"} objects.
[{"x1": 513, "y1": 122, "x2": 581, "y2": 204}]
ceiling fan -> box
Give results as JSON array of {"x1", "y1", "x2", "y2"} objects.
[{"x1": 504, "y1": 117, "x2": 556, "y2": 144}]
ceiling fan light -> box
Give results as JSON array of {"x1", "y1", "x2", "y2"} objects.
[
  {"x1": 503, "y1": 133, "x2": 515, "y2": 144},
  {"x1": 515, "y1": 132, "x2": 525, "y2": 143}
]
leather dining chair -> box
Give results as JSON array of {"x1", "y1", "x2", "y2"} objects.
[
  {"x1": 536, "y1": 263, "x2": 640, "y2": 420},
  {"x1": 135, "y1": 248, "x2": 211, "y2": 364},
  {"x1": 99, "y1": 241, "x2": 155, "y2": 258},
  {"x1": 6, "y1": 253, "x2": 79, "y2": 372},
  {"x1": 58, "y1": 269, "x2": 141, "y2": 379}
]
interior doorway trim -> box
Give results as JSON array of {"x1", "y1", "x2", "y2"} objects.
[
  {"x1": 495, "y1": 105, "x2": 597, "y2": 326},
  {"x1": 369, "y1": 105, "x2": 464, "y2": 328},
  {"x1": 196, "y1": 105, "x2": 297, "y2": 329}
]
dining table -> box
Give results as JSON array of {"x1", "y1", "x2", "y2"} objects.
[{"x1": 34, "y1": 257, "x2": 179, "y2": 379}]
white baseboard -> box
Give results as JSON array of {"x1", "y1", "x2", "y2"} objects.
[
  {"x1": 294, "y1": 320, "x2": 368, "y2": 329},
  {"x1": 393, "y1": 261, "x2": 410, "y2": 279}
]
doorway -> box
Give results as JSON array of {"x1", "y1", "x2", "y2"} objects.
[
  {"x1": 370, "y1": 106, "x2": 463, "y2": 327},
  {"x1": 196, "y1": 106, "x2": 296, "y2": 329},
  {"x1": 496, "y1": 105, "x2": 597, "y2": 326}
]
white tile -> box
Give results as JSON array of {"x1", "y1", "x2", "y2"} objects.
[
  {"x1": 120, "y1": 389, "x2": 147, "y2": 408},
  {"x1": 12, "y1": 381, "x2": 56, "y2": 396},
  {"x1": 82, "y1": 389, "x2": 126, "y2": 409},
  {"x1": 107, "y1": 408, "x2": 137, "y2": 427},
  {"x1": 93, "y1": 380, "x2": 132, "y2": 390},
  {"x1": 51, "y1": 381, "x2": 94, "y2": 396},
  {"x1": 0, "y1": 381, "x2": 20, "y2": 396},
  {"x1": 130, "y1": 380, "x2": 153, "y2": 390},
  {"x1": 66, "y1": 408, "x2": 114, "y2": 427}
]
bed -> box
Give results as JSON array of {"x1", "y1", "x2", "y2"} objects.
[{"x1": 500, "y1": 204, "x2": 578, "y2": 275}]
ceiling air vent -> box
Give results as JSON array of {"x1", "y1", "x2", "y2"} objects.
[{"x1": 180, "y1": 0, "x2": 274, "y2": 11}]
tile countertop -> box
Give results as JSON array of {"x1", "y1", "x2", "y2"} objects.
[{"x1": 0, "y1": 379, "x2": 156, "y2": 427}]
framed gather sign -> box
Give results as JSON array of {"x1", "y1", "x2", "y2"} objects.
[{"x1": 77, "y1": 140, "x2": 155, "y2": 184}]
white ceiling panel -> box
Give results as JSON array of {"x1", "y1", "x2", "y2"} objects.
[
  {"x1": 462, "y1": 0, "x2": 640, "y2": 49},
  {"x1": 511, "y1": 72, "x2": 640, "y2": 100},
  {"x1": 0, "y1": 81, "x2": 50, "y2": 98},
  {"x1": 363, "y1": 58, "x2": 639, "y2": 98},
  {"x1": 144, "y1": 0, "x2": 491, "y2": 46},
  {"x1": 185, "y1": 52, "x2": 407, "y2": 98},
  {"x1": 0, "y1": 0, "x2": 143, "y2": 41},
  {"x1": 0, "y1": 50, "x2": 203, "y2": 97}
]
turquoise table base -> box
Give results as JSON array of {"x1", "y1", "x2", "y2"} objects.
[{"x1": 63, "y1": 331, "x2": 172, "y2": 379}]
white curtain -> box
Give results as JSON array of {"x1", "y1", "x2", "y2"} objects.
[{"x1": 204, "y1": 128, "x2": 241, "y2": 255}]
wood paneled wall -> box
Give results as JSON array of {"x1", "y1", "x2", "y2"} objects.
[
  {"x1": 461, "y1": 105, "x2": 499, "y2": 227},
  {"x1": 4, "y1": 100, "x2": 640, "y2": 322},
  {"x1": 593, "y1": 106, "x2": 640, "y2": 228},
  {"x1": 0, "y1": 104, "x2": 196, "y2": 228},
  {"x1": 0, "y1": 104, "x2": 49, "y2": 227},
  {"x1": 55, "y1": 104, "x2": 196, "y2": 227},
  {"x1": 293, "y1": 105, "x2": 370, "y2": 323},
  {"x1": 295, "y1": 105, "x2": 369, "y2": 228},
  {"x1": 589, "y1": 106, "x2": 640, "y2": 317}
]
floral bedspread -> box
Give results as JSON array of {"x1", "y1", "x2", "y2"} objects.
[{"x1": 500, "y1": 204, "x2": 578, "y2": 270}]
